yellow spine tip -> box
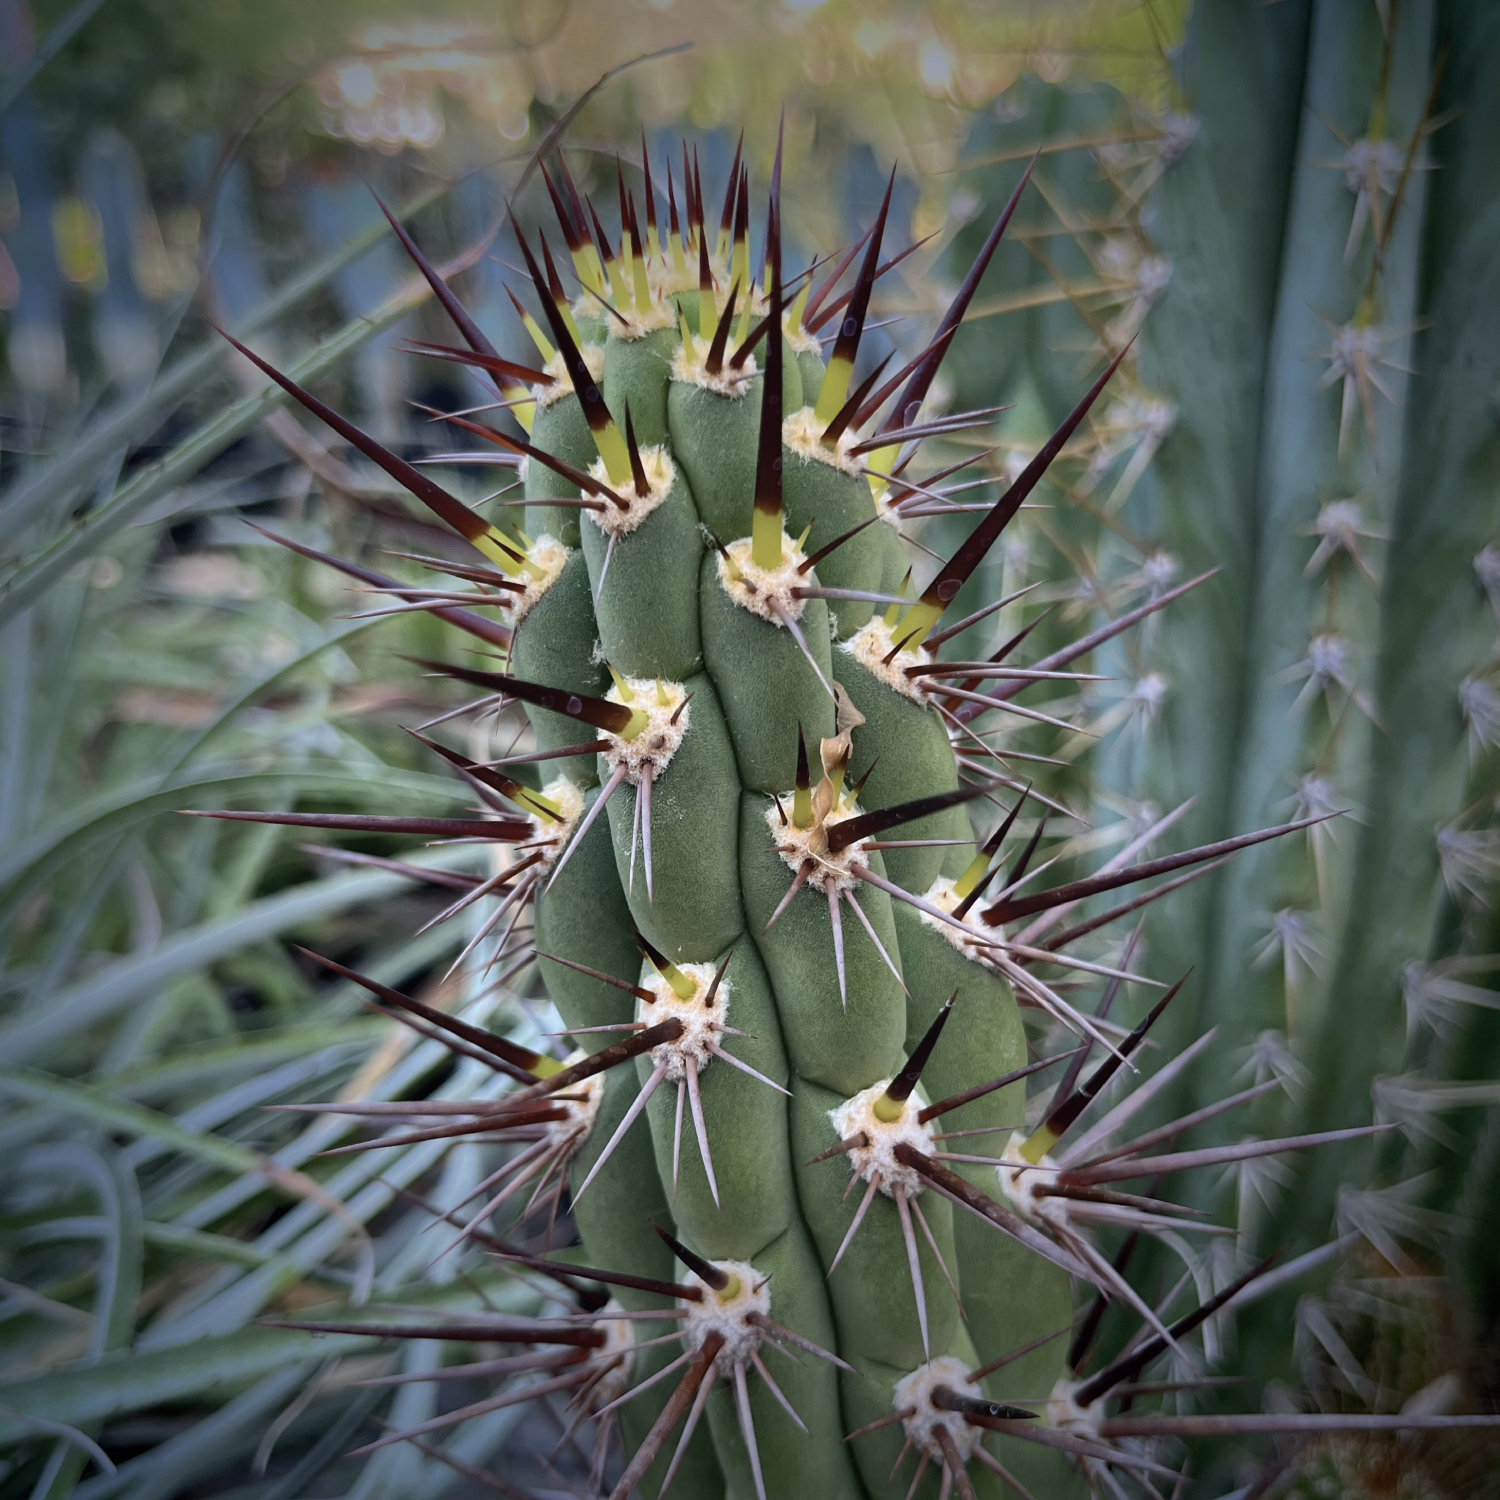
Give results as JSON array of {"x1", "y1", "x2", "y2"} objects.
[
  {"x1": 792, "y1": 785, "x2": 814, "y2": 830},
  {"x1": 501, "y1": 529, "x2": 547, "y2": 581},
  {"x1": 521, "y1": 790, "x2": 564, "y2": 820},
  {"x1": 618, "y1": 707, "x2": 651, "y2": 741},
  {"x1": 475, "y1": 532, "x2": 526, "y2": 578},
  {"x1": 606, "y1": 663, "x2": 635, "y2": 702},
  {"x1": 750, "y1": 509, "x2": 783, "y2": 572},
  {"x1": 790, "y1": 282, "x2": 810, "y2": 330},
  {"x1": 648, "y1": 953, "x2": 698, "y2": 1002},
  {"x1": 522, "y1": 314, "x2": 555, "y2": 363},
  {"x1": 895, "y1": 600, "x2": 942, "y2": 653},
  {"x1": 951, "y1": 848, "x2": 992, "y2": 903},
  {"x1": 596, "y1": 422, "x2": 634, "y2": 491},
  {"x1": 1019, "y1": 1126, "x2": 1056, "y2": 1166},
  {"x1": 813, "y1": 356, "x2": 854, "y2": 427}
]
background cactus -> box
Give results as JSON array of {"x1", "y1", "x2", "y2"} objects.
[
  {"x1": 945, "y1": 0, "x2": 1500, "y2": 1490},
  {"x1": 2, "y1": 3, "x2": 1499, "y2": 1497}
]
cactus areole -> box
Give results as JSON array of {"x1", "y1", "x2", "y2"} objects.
[{"x1": 195, "y1": 133, "x2": 1498, "y2": 1499}]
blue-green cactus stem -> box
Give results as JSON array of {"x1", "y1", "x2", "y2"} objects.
[
  {"x1": 635, "y1": 936, "x2": 794, "y2": 1260},
  {"x1": 578, "y1": 457, "x2": 704, "y2": 681},
  {"x1": 699, "y1": 550, "x2": 837, "y2": 793},
  {"x1": 508, "y1": 549, "x2": 606, "y2": 785},
  {"x1": 738, "y1": 792, "x2": 908, "y2": 1093},
  {"x1": 888, "y1": 900, "x2": 1076, "y2": 1482},
  {"x1": 604, "y1": 327, "x2": 679, "y2": 448},
  {"x1": 600, "y1": 673, "x2": 743, "y2": 964},
  {"x1": 667, "y1": 375, "x2": 765, "y2": 541},
  {"x1": 700, "y1": 1223, "x2": 864, "y2": 1500},
  {"x1": 534, "y1": 787, "x2": 640, "y2": 1046},
  {"x1": 790, "y1": 1077, "x2": 959, "y2": 1372},
  {"x1": 526, "y1": 392, "x2": 597, "y2": 546},
  {"x1": 780, "y1": 435, "x2": 886, "y2": 638},
  {"x1": 832, "y1": 651, "x2": 965, "y2": 894},
  {"x1": 568, "y1": 1067, "x2": 726, "y2": 1499}
]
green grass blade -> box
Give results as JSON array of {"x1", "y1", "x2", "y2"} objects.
[
  {"x1": 0, "y1": 764, "x2": 462, "y2": 920},
  {"x1": 0, "y1": 1274, "x2": 529, "y2": 1443},
  {"x1": 0, "y1": 850, "x2": 480, "y2": 1064},
  {"x1": 18, "y1": 1143, "x2": 143, "y2": 1500}
]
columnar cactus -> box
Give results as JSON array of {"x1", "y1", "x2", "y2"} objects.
[{"x1": 199, "y1": 123, "x2": 1500, "y2": 1498}]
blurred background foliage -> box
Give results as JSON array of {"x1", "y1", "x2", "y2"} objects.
[{"x1": 2, "y1": 0, "x2": 1498, "y2": 1496}]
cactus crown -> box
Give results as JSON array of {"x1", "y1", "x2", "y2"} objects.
[{"x1": 201, "y1": 128, "x2": 1500, "y2": 1499}]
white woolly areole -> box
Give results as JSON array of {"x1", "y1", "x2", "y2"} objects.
[
  {"x1": 508, "y1": 534, "x2": 571, "y2": 628},
  {"x1": 763, "y1": 798, "x2": 869, "y2": 892},
  {"x1": 671, "y1": 332, "x2": 758, "y2": 396},
  {"x1": 529, "y1": 776, "x2": 586, "y2": 871},
  {"x1": 586, "y1": 444, "x2": 677, "y2": 539},
  {"x1": 543, "y1": 1049, "x2": 604, "y2": 1155},
  {"x1": 587, "y1": 1302, "x2": 637, "y2": 1408},
  {"x1": 680, "y1": 1261, "x2": 771, "y2": 1372},
  {"x1": 783, "y1": 405, "x2": 863, "y2": 477},
  {"x1": 785, "y1": 315, "x2": 821, "y2": 357},
  {"x1": 602, "y1": 675, "x2": 690, "y2": 782},
  {"x1": 894, "y1": 1357, "x2": 986, "y2": 1463},
  {"x1": 994, "y1": 1134, "x2": 1065, "y2": 1228},
  {"x1": 534, "y1": 344, "x2": 605, "y2": 410},
  {"x1": 840, "y1": 616, "x2": 932, "y2": 703},
  {"x1": 608, "y1": 295, "x2": 676, "y2": 339},
  {"x1": 716, "y1": 534, "x2": 811, "y2": 623},
  {"x1": 829, "y1": 1081, "x2": 936, "y2": 1198},
  {"x1": 637, "y1": 961, "x2": 731, "y2": 1080},
  {"x1": 1046, "y1": 1376, "x2": 1104, "y2": 1438},
  {"x1": 649, "y1": 260, "x2": 698, "y2": 299},
  {"x1": 918, "y1": 876, "x2": 1000, "y2": 965},
  {"x1": 871, "y1": 482, "x2": 907, "y2": 528}
]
